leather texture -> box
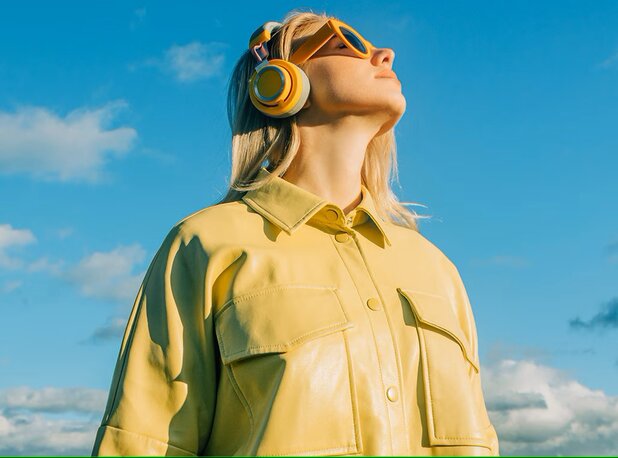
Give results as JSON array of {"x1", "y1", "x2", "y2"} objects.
[{"x1": 91, "y1": 166, "x2": 500, "y2": 456}]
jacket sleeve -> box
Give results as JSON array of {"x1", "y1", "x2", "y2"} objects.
[
  {"x1": 91, "y1": 224, "x2": 216, "y2": 456},
  {"x1": 448, "y1": 261, "x2": 500, "y2": 456}
]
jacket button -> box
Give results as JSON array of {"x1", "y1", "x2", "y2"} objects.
[
  {"x1": 386, "y1": 386, "x2": 399, "y2": 402},
  {"x1": 326, "y1": 209, "x2": 339, "y2": 221},
  {"x1": 335, "y1": 232, "x2": 350, "y2": 243},
  {"x1": 366, "y1": 297, "x2": 381, "y2": 311}
]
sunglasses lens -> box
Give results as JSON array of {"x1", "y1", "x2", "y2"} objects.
[{"x1": 340, "y1": 26, "x2": 367, "y2": 54}]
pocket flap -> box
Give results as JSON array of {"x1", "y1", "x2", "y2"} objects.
[
  {"x1": 397, "y1": 288, "x2": 479, "y2": 372},
  {"x1": 215, "y1": 285, "x2": 353, "y2": 365}
]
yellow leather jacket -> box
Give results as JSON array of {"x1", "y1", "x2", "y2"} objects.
[{"x1": 92, "y1": 167, "x2": 499, "y2": 456}]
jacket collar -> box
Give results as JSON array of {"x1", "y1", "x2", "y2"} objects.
[{"x1": 242, "y1": 166, "x2": 392, "y2": 247}]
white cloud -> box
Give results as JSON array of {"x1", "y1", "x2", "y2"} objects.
[
  {"x1": 131, "y1": 41, "x2": 227, "y2": 83},
  {"x1": 0, "y1": 359, "x2": 617, "y2": 455},
  {"x1": 0, "y1": 386, "x2": 107, "y2": 455},
  {"x1": 0, "y1": 100, "x2": 137, "y2": 183},
  {"x1": 0, "y1": 222, "x2": 147, "y2": 304},
  {"x1": 0, "y1": 224, "x2": 36, "y2": 269},
  {"x1": 27, "y1": 256, "x2": 65, "y2": 275},
  {"x1": 65, "y1": 244, "x2": 147, "y2": 303},
  {"x1": 0, "y1": 386, "x2": 106, "y2": 414},
  {"x1": 165, "y1": 41, "x2": 225, "y2": 82},
  {"x1": 483, "y1": 359, "x2": 618, "y2": 455}
]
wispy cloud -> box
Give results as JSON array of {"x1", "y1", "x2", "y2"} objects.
[
  {"x1": 0, "y1": 386, "x2": 106, "y2": 455},
  {"x1": 484, "y1": 359, "x2": 618, "y2": 455},
  {"x1": 0, "y1": 224, "x2": 36, "y2": 269},
  {"x1": 166, "y1": 41, "x2": 226, "y2": 82},
  {"x1": 598, "y1": 48, "x2": 618, "y2": 69},
  {"x1": 1, "y1": 221, "x2": 147, "y2": 305},
  {"x1": 606, "y1": 239, "x2": 618, "y2": 264},
  {"x1": 0, "y1": 100, "x2": 137, "y2": 183},
  {"x1": 65, "y1": 244, "x2": 147, "y2": 303},
  {"x1": 471, "y1": 254, "x2": 530, "y2": 268},
  {"x1": 0, "y1": 386, "x2": 106, "y2": 414},
  {"x1": 1, "y1": 280, "x2": 23, "y2": 293},
  {"x1": 131, "y1": 41, "x2": 228, "y2": 83},
  {"x1": 56, "y1": 227, "x2": 74, "y2": 240},
  {"x1": 569, "y1": 297, "x2": 618, "y2": 331},
  {"x1": 130, "y1": 6, "x2": 146, "y2": 31},
  {"x1": 26, "y1": 256, "x2": 65, "y2": 275},
  {"x1": 83, "y1": 316, "x2": 127, "y2": 344}
]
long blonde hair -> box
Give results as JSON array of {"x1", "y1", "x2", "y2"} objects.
[{"x1": 215, "y1": 8, "x2": 430, "y2": 232}]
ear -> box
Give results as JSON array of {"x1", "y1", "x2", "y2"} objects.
[{"x1": 302, "y1": 97, "x2": 311, "y2": 109}]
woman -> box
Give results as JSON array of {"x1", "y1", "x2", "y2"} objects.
[{"x1": 92, "y1": 9, "x2": 499, "y2": 456}]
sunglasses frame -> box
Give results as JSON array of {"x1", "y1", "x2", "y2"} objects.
[{"x1": 289, "y1": 18, "x2": 375, "y2": 65}]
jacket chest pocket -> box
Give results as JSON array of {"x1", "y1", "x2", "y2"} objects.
[
  {"x1": 397, "y1": 288, "x2": 495, "y2": 449},
  {"x1": 213, "y1": 285, "x2": 360, "y2": 456}
]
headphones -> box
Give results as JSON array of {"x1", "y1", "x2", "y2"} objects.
[{"x1": 247, "y1": 21, "x2": 311, "y2": 119}]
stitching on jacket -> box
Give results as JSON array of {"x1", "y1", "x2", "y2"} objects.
[
  {"x1": 341, "y1": 326, "x2": 362, "y2": 453},
  {"x1": 215, "y1": 286, "x2": 350, "y2": 362},
  {"x1": 242, "y1": 196, "x2": 292, "y2": 232},
  {"x1": 245, "y1": 192, "x2": 325, "y2": 233},
  {"x1": 100, "y1": 424, "x2": 196, "y2": 455},
  {"x1": 221, "y1": 320, "x2": 349, "y2": 360},
  {"x1": 264, "y1": 444, "x2": 359, "y2": 456},
  {"x1": 286, "y1": 199, "x2": 327, "y2": 231},
  {"x1": 215, "y1": 283, "x2": 337, "y2": 320},
  {"x1": 224, "y1": 364, "x2": 254, "y2": 433},
  {"x1": 399, "y1": 289, "x2": 480, "y2": 372}
]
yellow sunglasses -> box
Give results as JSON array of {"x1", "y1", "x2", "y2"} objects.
[{"x1": 289, "y1": 18, "x2": 375, "y2": 65}]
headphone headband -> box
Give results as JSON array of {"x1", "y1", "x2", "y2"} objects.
[{"x1": 249, "y1": 21, "x2": 283, "y2": 49}]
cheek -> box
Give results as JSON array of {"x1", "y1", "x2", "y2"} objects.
[{"x1": 307, "y1": 66, "x2": 366, "y2": 103}]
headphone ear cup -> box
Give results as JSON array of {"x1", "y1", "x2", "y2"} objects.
[
  {"x1": 248, "y1": 59, "x2": 311, "y2": 119},
  {"x1": 284, "y1": 67, "x2": 310, "y2": 117}
]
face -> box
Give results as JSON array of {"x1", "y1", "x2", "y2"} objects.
[{"x1": 297, "y1": 32, "x2": 406, "y2": 136}]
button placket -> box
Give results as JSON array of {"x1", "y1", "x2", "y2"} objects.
[{"x1": 329, "y1": 210, "x2": 407, "y2": 453}]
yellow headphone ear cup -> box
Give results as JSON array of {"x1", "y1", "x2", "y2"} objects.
[{"x1": 248, "y1": 59, "x2": 310, "y2": 118}]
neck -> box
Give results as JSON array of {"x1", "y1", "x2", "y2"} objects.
[{"x1": 282, "y1": 115, "x2": 377, "y2": 215}]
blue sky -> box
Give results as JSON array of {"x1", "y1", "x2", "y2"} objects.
[{"x1": 0, "y1": 0, "x2": 617, "y2": 455}]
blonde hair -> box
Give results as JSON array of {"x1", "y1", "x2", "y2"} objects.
[{"x1": 215, "y1": 7, "x2": 431, "y2": 232}]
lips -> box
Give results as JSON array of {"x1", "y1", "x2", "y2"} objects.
[{"x1": 376, "y1": 69, "x2": 398, "y2": 79}]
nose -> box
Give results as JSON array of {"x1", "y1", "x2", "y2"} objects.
[{"x1": 371, "y1": 46, "x2": 395, "y2": 69}]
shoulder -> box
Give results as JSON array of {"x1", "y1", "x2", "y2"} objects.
[
  {"x1": 162, "y1": 199, "x2": 256, "y2": 250},
  {"x1": 387, "y1": 220, "x2": 458, "y2": 273}
]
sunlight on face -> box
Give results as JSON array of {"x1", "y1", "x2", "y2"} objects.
[{"x1": 297, "y1": 34, "x2": 406, "y2": 135}]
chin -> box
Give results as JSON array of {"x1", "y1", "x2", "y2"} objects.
[
  {"x1": 375, "y1": 112, "x2": 404, "y2": 137},
  {"x1": 383, "y1": 95, "x2": 407, "y2": 117}
]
